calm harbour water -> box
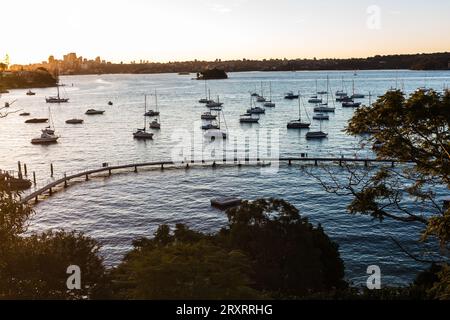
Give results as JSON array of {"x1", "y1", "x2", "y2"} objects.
[{"x1": 1, "y1": 70, "x2": 449, "y2": 286}]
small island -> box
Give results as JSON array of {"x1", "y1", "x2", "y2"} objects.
[
  {"x1": 0, "y1": 68, "x2": 57, "y2": 91},
  {"x1": 196, "y1": 68, "x2": 228, "y2": 80}
]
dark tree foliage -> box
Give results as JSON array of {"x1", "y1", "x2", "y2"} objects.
[
  {"x1": 346, "y1": 89, "x2": 450, "y2": 247},
  {"x1": 0, "y1": 186, "x2": 109, "y2": 299},
  {"x1": 112, "y1": 199, "x2": 346, "y2": 299},
  {"x1": 219, "y1": 199, "x2": 346, "y2": 296},
  {"x1": 0, "y1": 230, "x2": 108, "y2": 299},
  {"x1": 111, "y1": 227, "x2": 259, "y2": 299}
]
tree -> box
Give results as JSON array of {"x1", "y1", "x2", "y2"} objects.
[
  {"x1": 345, "y1": 89, "x2": 449, "y2": 248},
  {"x1": 219, "y1": 198, "x2": 346, "y2": 296},
  {"x1": 307, "y1": 89, "x2": 449, "y2": 297},
  {"x1": 0, "y1": 187, "x2": 109, "y2": 299},
  {"x1": 111, "y1": 228, "x2": 259, "y2": 299},
  {"x1": 0, "y1": 230, "x2": 109, "y2": 299}
]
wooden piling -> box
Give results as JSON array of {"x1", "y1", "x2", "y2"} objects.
[
  {"x1": 18, "y1": 161, "x2": 22, "y2": 179},
  {"x1": 50, "y1": 163, "x2": 54, "y2": 177},
  {"x1": 24, "y1": 164, "x2": 28, "y2": 176},
  {"x1": 33, "y1": 172, "x2": 36, "y2": 185}
]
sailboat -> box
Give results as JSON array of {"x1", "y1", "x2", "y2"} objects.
[
  {"x1": 134, "y1": 95, "x2": 154, "y2": 140},
  {"x1": 206, "y1": 95, "x2": 223, "y2": 108},
  {"x1": 201, "y1": 111, "x2": 217, "y2": 120},
  {"x1": 199, "y1": 80, "x2": 212, "y2": 103},
  {"x1": 263, "y1": 82, "x2": 275, "y2": 107},
  {"x1": 317, "y1": 77, "x2": 328, "y2": 95},
  {"x1": 287, "y1": 92, "x2": 310, "y2": 129},
  {"x1": 350, "y1": 79, "x2": 365, "y2": 99},
  {"x1": 256, "y1": 82, "x2": 266, "y2": 102},
  {"x1": 306, "y1": 118, "x2": 328, "y2": 140},
  {"x1": 314, "y1": 77, "x2": 335, "y2": 112},
  {"x1": 335, "y1": 76, "x2": 348, "y2": 97},
  {"x1": 144, "y1": 90, "x2": 160, "y2": 117},
  {"x1": 45, "y1": 73, "x2": 69, "y2": 103},
  {"x1": 31, "y1": 107, "x2": 59, "y2": 144},
  {"x1": 204, "y1": 109, "x2": 227, "y2": 140},
  {"x1": 308, "y1": 80, "x2": 323, "y2": 103},
  {"x1": 284, "y1": 91, "x2": 299, "y2": 100},
  {"x1": 241, "y1": 97, "x2": 260, "y2": 123}
]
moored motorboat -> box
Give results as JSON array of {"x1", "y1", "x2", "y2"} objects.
[
  {"x1": 66, "y1": 118, "x2": 84, "y2": 124},
  {"x1": 85, "y1": 109, "x2": 105, "y2": 115},
  {"x1": 25, "y1": 118, "x2": 48, "y2": 123},
  {"x1": 26, "y1": 90, "x2": 36, "y2": 96}
]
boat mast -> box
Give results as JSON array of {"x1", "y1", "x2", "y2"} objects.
[
  {"x1": 326, "y1": 75, "x2": 329, "y2": 104},
  {"x1": 298, "y1": 91, "x2": 301, "y2": 121},
  {"x1": 144, "y1": 95, "x2": 147, "y2": 130},
  {"x1": 269, "y1": 82, "x2": 272, "y2": 101},
  {"x1": 204, "y1": 79, "x2": 207, "y2": 100},
  {"x1": 155, "y1": 89, "x2": 158, "y2": 112}
]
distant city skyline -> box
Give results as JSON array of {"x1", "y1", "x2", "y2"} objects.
[{"x1": 3, "y1": 0, "x2": 450, "y2": 65}]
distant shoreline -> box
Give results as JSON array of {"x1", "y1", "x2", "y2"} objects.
[{"x1": 9, "y1": 52, "x2": 450, "y2": 78}]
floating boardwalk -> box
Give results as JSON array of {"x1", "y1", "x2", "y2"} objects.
[{"x1": 19, "y1": 157, "x2": 409, "y2": 204}]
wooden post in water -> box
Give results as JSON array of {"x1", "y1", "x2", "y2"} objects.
[
  {"x1": 24, "y1": 164, "x2": 28, "y2": 176},
  {"x1": 33, "y1": 172, "x2": 36, "y2": 185},
  {"x1": 161, "y1": 164, "x2": 164, "y2": 170},
  {"x1": 50, "y1": 163, "x2": 54, "y2": 177},
  {"x1": 134, "y1": 166, "x2": 138, "y2": 173},
  {"x1": 64, "y1": 174, "x2": 68, "y2": 188},
  {"x1": 17, "y1": 161, "x2": 22, "y2": 179},
  {"x1": 314, "y1": 160, "x2": 318, "y2": 166},
  {"x1": 85, "y1": 174, "x2": 89, "y2": 181}
]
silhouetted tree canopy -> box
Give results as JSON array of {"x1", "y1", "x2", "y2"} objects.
[{"x1": 112, "y1": 199, "x2": 346, "y2": 299}]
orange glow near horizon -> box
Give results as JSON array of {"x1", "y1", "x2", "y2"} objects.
[{"x1": 2, "y1": 0, "x2": 450, "y2": 65}]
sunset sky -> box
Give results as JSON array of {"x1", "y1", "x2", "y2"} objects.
[{"x1": 3, "y1": 0, "x2": 450, "y2": 64}]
